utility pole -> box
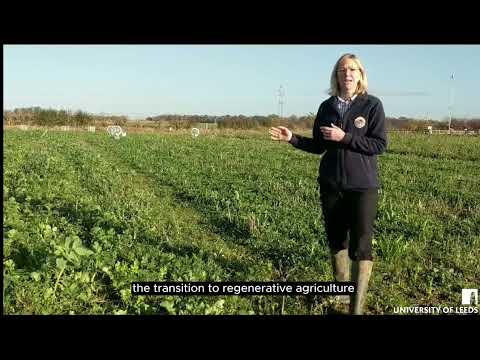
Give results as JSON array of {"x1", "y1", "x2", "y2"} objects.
[
  {"x1": 277, "y1": 85, "x2": 285, "y2": 119},
  {"x1": 448, "y1": 73, "x2": 454, "y2": 134}
]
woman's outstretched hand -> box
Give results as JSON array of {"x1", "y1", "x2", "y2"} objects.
[{"x1": 269, "y1": 126, "x2": 292, "y2": 142}]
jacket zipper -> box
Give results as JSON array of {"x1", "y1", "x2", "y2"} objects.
[
  {"x1": 339, "y1": 98, "x2": 359, "y2": 189},
  {"x1": 337, "y1": 104, "x2": 349, "y2": 190},
  {"x1": 339, "y1": 113, "x2": 346, "y2": 189},
  {"x1": 327, "y1": 97, "x2": 358, "y2": 190},
  {"x1": 330, "y1": 104, "x2": 343, "y2": 190},
  {"x1": 340, "y1": 106, "x2": 349, "y2": 189}
]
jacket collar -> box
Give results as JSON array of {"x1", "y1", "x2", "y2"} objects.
[
  {"x1": 337, "y1": 94, "x2": 357, "y2": 103},
  {"x1": 327, "y1": 92, "x2": 368, "y2": 107},
  {"x1": 326, "y1": 92, "x2": 368, "y2": 114}
]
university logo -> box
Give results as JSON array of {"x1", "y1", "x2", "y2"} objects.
[
  {"x1": 462, "y1": 289, "x2": 478, "y2": 305},
  {"x1": 354, "y1": 116, "x2": 366, "y2": 129}
]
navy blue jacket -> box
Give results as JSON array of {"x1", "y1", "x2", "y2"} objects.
[{"x1": 289, "y1": 93, "x2": 387, "y2": 191}]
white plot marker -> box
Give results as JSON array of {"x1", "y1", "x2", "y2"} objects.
[
  {"x1": 107, "y1": 126, "x2": 127, "y2": 140},
  {"x1": 191, "y1": 127, "x2": 200, "y2": 138}
]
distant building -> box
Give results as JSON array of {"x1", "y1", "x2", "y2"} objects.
[{"x1": 194, "y1": 122, "x2": 218, "y2": 129}]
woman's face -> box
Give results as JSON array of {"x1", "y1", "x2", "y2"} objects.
[{"x1": 337, "y1": 58, "x2": 362, "y2": 95}]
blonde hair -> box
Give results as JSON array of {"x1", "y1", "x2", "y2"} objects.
[{"x1": 329, "y1": 53, "x2": 368, "y2": 97}]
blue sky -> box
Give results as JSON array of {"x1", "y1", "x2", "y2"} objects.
[{"x1": 4, "y1": 45, "x2": 480, "y2": 120}]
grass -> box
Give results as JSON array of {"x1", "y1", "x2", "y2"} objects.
[{"x1": 3, "y1": 129, "x2": 480, "y2": 314}]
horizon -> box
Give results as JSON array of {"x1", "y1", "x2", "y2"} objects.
[{"x1": 5, "y1": 105, "x2": 477, "y2": 123}]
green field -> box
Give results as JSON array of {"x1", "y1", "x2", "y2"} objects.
[{"x1": 3, "y1": 129, "x2": 480, "y2": 315}]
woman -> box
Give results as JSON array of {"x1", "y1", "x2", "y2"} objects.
[{"x1": 270, "y1": 53, "x2": 387, "y2": 315}]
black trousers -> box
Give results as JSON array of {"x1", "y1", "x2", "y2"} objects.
[{"x1": 320, "y1": 186, "x2": 379, "y2": 261}]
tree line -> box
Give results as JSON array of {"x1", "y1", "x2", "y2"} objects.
[
  {"x1": 142, "y1": 113, "x2": 480, "y2": 131},
  {"x1": 385, "y1": 117, "x2": 480, "y2": 131},
  {"x1": 4, "y1": 107, "x2": 480, "y2": 130},
  {"x1": 145, "y1": 113, "x2": 317, "y2": 130},
  {"x1": 3, "y1": 107, "x2": 128, "y2": 127}
]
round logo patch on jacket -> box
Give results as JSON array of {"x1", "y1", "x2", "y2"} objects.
[{"x1": 354, "y1": 116, "x2": 366, "y2": 128}]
